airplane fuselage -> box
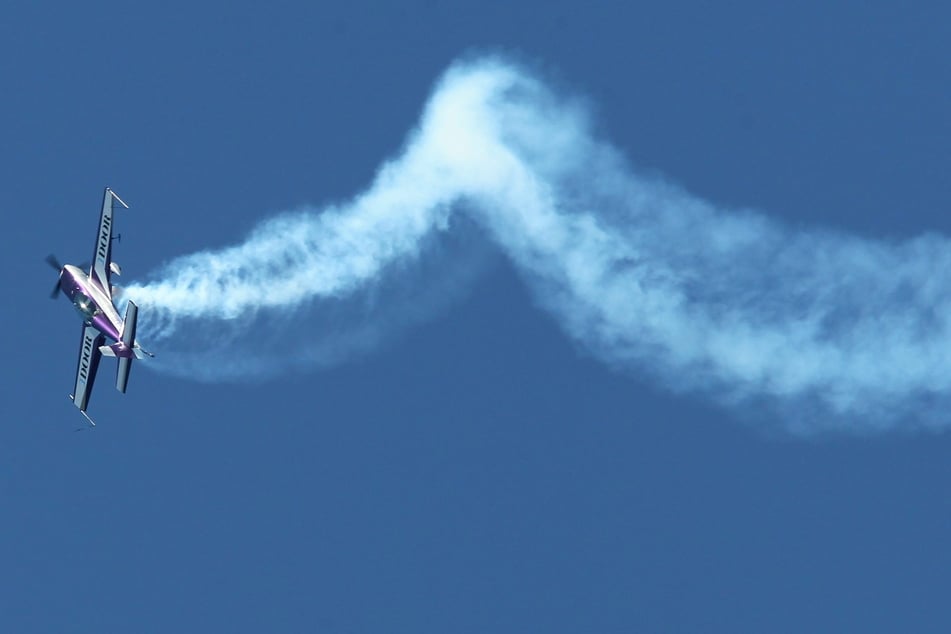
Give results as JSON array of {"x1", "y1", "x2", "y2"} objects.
[{"x1": 59, "y1": 264, "x2": 123, "y2": 342}]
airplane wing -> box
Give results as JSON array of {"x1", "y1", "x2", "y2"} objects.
[
  {"x1": 71, "y1": 324, "x2": 105, "y2": 414},
  {"x1": 89, "y1": 187, "x2": 129, "y2": 298}
]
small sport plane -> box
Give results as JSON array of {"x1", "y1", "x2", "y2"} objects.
[{"x1": 48, "y1": 187, "x2": 153, "y2": 427}]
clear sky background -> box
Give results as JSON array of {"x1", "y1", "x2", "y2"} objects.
[{"x1": 4, "y1": 2, "x2": 951, "y2": 632}]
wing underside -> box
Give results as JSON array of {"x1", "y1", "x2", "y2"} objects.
[{"x1": 72, "y1": 325, "x2": 104, "y2": 413}]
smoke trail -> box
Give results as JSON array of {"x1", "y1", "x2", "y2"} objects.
[{"x1": 126, "y1": 55, "x2": 951, "y2": 430}]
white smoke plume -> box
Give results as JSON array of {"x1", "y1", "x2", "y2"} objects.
[{"x1": 126, "y1": 55, "x2": 951, "y2": 431}]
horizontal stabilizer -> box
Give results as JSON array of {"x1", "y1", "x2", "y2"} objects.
[
  {"x1": 99, "y1": 343, "x2": 136, "y2": 358},
  {"x1": 116, "y1": 357, "x2": 131, "y2": 393}
]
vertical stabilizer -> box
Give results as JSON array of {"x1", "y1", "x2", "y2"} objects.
[{"x1": 116, "y1": 301, "x2": 138, "y2": 393}]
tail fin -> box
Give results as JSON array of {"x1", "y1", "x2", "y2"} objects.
[{"x1": 116, "y1": 301, "x2": 138, "y2": 393}]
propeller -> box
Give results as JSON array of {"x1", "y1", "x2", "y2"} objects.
[
  {"x1": 47, "y1": 254, "x2": 64, "y2": 299},
  {"x1": 47, "y1": 255, "x2": 93, "y2": 299}
]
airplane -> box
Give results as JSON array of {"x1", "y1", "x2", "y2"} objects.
[{"x1": 47, "y1": 187, "x2": 153, "y2": 427}]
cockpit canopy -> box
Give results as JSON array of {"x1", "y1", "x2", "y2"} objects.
[{"x1": 72, "y1": 292, "x2": 100, "y2": 320}]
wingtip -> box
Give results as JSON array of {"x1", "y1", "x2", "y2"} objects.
[
  {"x1": 80, "y1": 410, "x2": 97, "y2": 427},
  {"x1": 68, "y1": 394, "x2": 97, "y2": 428},
  {"x1": 105, "y1": 187, "x2": 130, "y2": 209},
  {"x1": 112, "y1": 189, "x2": 130, "y2": 209}
]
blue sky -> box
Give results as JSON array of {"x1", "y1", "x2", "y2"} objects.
[{"x1": 4, "y1": 2, "x2": 951, "y2": 632}]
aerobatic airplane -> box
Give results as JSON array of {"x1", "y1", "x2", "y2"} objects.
[{"x1": 48, "y1": 188, "x2": 153, "y2": 427}]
